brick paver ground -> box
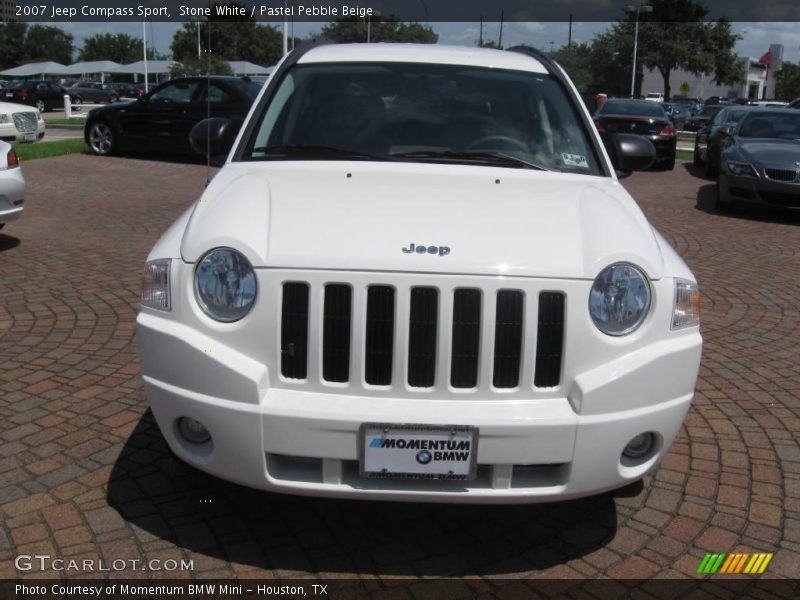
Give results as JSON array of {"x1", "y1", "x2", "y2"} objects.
[{"x1": 1, "y1": 155, "x2": 799, "y2": 594}]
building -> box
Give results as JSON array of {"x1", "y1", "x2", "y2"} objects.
[
  {"x1": 0, "y1": 0, "x2": 15, "y2": 21},
  {"x1": 641, "y1": 44, "x2": 784, "y2": 101}
]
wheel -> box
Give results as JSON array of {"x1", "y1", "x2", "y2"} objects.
[
  {"x1": 35, "y1": 99, "x2": 45, "y2": 113},
  {"x1": 693, "y1": 146, "x2": 703, "y2": 166},
  {"x1": 87, "y1": 121, "x2": 116, "y2": 156},
  {"x1": 72, "y1": 96, "x2": 83, "y2": 112},
  {"x1": 714, "y1": 177, "x2": 731, "y2": 212},
  {"x1": 663, "y1": 158, "x2": 675, "y2": 170},
  {"x1": 109, "y1": 94, "x2": 118, "y2": 103},
  {"x1": 466, "y1": 135, "x2": 528, "y2": 152}
]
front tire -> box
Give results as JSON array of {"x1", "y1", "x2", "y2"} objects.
[
  {"x1": 87, "y1": 121, "x2": 116, "y2": 156},
  {"x1": 109, "y1": 94, "x2": 118, "y2": 103}
]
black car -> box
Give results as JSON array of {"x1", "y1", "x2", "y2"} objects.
[
  {"x1": 790, "y1": 98, "x2": 800, "y2": 109},
  {"x1": 693, "y1": 105, "x2": 758, "y2": 175},
  {"x1": 717, "y1": 110, "x2": 800, "y2": 210},
  {"x1": 3, "y1": 80, "x2": 66, "y2": 112},
  {"x1": 84, "y1": 76, "x2": 260, "y2": 157},
  {"x1": 683, "y1": 105, "x2": 724, "y2": 132},
  {"x1": 594, "y1": 99, "x2": 676, "y2": 169},
  {"x1": 66, "y1": 81, "x2": 121, "y2": 105}
]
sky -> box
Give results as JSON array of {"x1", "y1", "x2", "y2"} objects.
[{"x1": 55, "y1": 21, "x2": 800, "y2": 65}]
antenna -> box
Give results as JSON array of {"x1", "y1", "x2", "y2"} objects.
[{"x1": 205, "y1": 7, "x2": 211, "y2": 188}]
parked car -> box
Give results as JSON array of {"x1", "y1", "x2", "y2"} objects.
[
  {"x1": 683, "y1": 105, "x2": 724, "y2": 132},
  {"x1": 717, "y1": 109, "x2": 800, "y2": 210},
  {"x1": 594, "y1": 98, "x2": 677, "y2": 169},
  {"x1": 693, "y1": 105, "x2": 757, "y2": 175},
  {"x1": 3, "y1": 80, "x2": 66, "y2": 112},
  {"x1": 0, "y1": 140, "x2": 25, "y2": 230},
  {"x1": 66, "y1": 81, "x2": 121, "y2": 106},
  {"x1": 112, "y1": 82, "x2": 144, "y2": 99},
  {"x1": 750, "y1": 100, "x2": 788, "y2": 108},
  {"x1": 84, "y1": 76, "x2": 260, "y2": 158},
  {"x1": 790, "y1": 98, "x2": 800, "y2": 109},
  {"x1": 0, "y1": 101, "x2": 45, "y2": 143},
  {"x1": 136, "y1": 43, "x2": 702, "y2": 503}
]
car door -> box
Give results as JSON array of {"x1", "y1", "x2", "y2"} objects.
[{"x1": 135, "y1": 79, "x2": 201, "y2": 152}]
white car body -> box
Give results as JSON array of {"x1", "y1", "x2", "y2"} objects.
[
  {"x1": 0, "y1": 140, "x2": 25, "y2": 226},
  {"x1": 137, "y1": 44, "x2": 702, "y2": 503},
  {"x1": 0, "y1": 101, "x2": 45, "y2": 144}
]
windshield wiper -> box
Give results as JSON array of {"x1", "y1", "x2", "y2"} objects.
[
  {"x1": 390, "y1": 150, "x2": 553, "y2": 171},
  {"x1": 250, "y1": 144, "x2": 392, "y2": 161}
]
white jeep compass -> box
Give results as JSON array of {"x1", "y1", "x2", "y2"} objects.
[{"x1": 137, "y1": 43, "x2": 702, "y2": 503}]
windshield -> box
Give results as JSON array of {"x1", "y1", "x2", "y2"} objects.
[
  {"x1": 738, "y1": 112, "x2": 800, "y2": 139},
  {"x1": 242, "y1": 62, "x2": 602, "y2": 175},
  {"x1": 698, "y1": 106, "x2": 722, "y2": 118}
]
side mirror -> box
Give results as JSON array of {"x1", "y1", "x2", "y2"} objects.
[
  {"x1": 608, "y1": 133, "x2": 656, "y2": 176},
  {"x1": 190, "y1": 117, "x2": 237, "y2": 165}
]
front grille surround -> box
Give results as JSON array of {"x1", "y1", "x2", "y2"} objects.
[
  {"x1": 763, "y1": 168, "x2": 798, "y2": 183},
  {"x1": 12, "y1": 112, "x2": 38, "y2": 133},
  {"x1": 277, "y1": 274, "x2": 567, "y2": 395}
]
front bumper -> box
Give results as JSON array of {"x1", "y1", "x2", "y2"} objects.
[
  {"x1": 0, "y1": 121, "x2": 45, "y2": 143},
  {"x1": 137, "y1": 267, "x2": 702, "y2": 503},
  {"x1": 719, "y1": 171, "x2": 800, "y2": 209}
]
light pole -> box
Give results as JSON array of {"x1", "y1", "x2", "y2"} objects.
[
  {"x1": 625, "y1": 3, "x2": 652, "y2": 98},
  {"x1": 367, "y1": 11, "x2": 381, "y2": 43}
]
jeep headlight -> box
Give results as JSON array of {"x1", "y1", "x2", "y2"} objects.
[
  {"x1": 589, "y1": 263, "x2": 651, "y2": 336},
  {"x1": 194, "y1": 248, "x2": 257, "y2": 322}
]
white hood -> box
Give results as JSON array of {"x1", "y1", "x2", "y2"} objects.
[{"x1": 180, "y1": 162, "x2": 665, "y2": 280}]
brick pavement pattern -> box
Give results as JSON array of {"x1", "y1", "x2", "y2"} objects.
[{"x1": 1, "y1": 155, "x2": 799, "y2": 593}]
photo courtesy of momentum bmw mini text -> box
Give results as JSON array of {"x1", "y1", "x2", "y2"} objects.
[{"x1": 1, "y1": 0, "x2": 800, "y2": 597}]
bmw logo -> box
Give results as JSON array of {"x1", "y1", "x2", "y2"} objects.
[{"x1": 415, "y1": 450, "x2": 432, "y2": 465}]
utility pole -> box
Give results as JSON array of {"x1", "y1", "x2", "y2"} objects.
[
  {"x1": 479, "y1": 15, "x2": 483, "y2": 47},
  {"x1": 568, "y1": 14, "x2": 573, "y2": 48},
  {"x1": 498, "y1": 11, "x2": 504, "y2": 48}
]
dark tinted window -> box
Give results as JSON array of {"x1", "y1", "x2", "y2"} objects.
[
  {"x1": 598, "y1": 100, "x2": 666, "y2": 117},
  {"x1": 738, "y1": 112, "x2": 800, "y2": 139}
]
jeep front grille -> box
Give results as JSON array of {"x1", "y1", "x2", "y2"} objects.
[{"x1": 280, "y1": 280, "x2": 565, "y2": 392}]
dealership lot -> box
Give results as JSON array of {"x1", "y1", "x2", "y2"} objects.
[{"x1": 0, "y1": 155, "x2": 799, "y2": 588}]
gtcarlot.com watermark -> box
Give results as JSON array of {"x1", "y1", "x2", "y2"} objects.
[{"x1": 15, "y1": 554, "x2": 194, "y2": 572}]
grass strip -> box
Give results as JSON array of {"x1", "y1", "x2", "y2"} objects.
[{"x1": 14, "y1": 138, "x2": 86, "y2": 161}]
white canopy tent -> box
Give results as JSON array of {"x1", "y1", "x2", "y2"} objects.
[
  {"x1": 108, "y1": 60, "x2": 179, "y2": 85},
  {"x1": 226, "y1": 61, "x2": 274, "y2": 76},
  {"x1": 60, "y1": 61, "x2": 124, "y2": 82},
  {"x1": 0, "y1": 61, "x2": 69, "y2": 79}
]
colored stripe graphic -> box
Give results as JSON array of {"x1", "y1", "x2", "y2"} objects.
[{"x1": 700, "y1": 552, "x2": 774, "y2": 575}]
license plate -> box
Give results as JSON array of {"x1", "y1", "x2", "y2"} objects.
[
  {"x1": 360, "y1": 423, "x2": 478, "y2": 480},
  {"x1": 23, "y1": 133, "x2": 36, "y2": 142}
]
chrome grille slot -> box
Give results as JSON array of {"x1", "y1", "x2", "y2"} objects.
[
  {"x1": 534, "y1": 292, "x2": 565, "y2": 387},
  {"x1": 450, "y1": 289, "x2": 481, "y2": 388},
  {"x1": 365, "y1": 286, "x2": 395, "y2": 385},
  {"x1": 407, "y1": 287, "x2": 438, "y2": 388},
  {"x1": 280, "y1": 282, "x2": 309, "y2": 379},
  {"x1": 493, "y1": 290, "x2": 524, "y2": 388},
  {"x1": 322, "y1": 284, "x2": 352, "y2": 383}
]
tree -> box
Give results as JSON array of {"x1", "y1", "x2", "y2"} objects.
[
  {"x1": 79, "y1": 33, "x2": 141, "y2": 63},
  {"x1": 550, "y1": 43, "x2": 594, "y2": 93},
  {"x1": 23, "y1": 25, "x2": 73, "y2": 64},
  {"x1": 319, "y1": 17, "x2": 437, "y2": 44},
  {"x1": 775, "y1": 62, "x2": 800, "y2": 101},
  {"x1": 634, "y1": 0, "x2": 742, "y2": 100},
  {"x1": 171, "y1": 3, "x2": 282, "y2": 66},
  {"x1": 0, "y1": 22, "x2": 28, "y2": 69}
]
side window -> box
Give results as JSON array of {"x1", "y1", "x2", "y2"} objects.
[
  {"x1": 149, "y1": 82, "x2": 199, "y2": 104},
  {"x1": 201, "y1": 83, "x2": 232, "y2": 104},
  {"x1": 37, "y1": 83, "x2": 48, "y2": 91}
]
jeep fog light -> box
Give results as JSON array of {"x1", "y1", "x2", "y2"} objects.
[
  {"x1": 623, "y1": 432, "x2": 655, "y2": 459},
  {"x1": 672, "y1": 279, "x2": 700, "y2": 330},
  {"x1": 141, "y1": 259, "x2": 171, "y2": 311},
  {"x1": 178, "y1": 417, "x2": 211, "y2": 444},
  {"x1": 194, "y1": 248, "x2": 257, "y2": 322},
  {"x1": 589, "y1": 263, "x2": 651, "y2": 336}
]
